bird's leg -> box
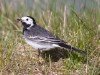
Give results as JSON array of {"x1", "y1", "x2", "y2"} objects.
[
  {"x1": 38, "y1": 49, "x2": 41, "y2": 58},
  {"x1": 38, "y1": 48, "x2": 45, "y2": 57},
  {"x1": 37, "y1": 49, "x2": 44, "y2": 65}
]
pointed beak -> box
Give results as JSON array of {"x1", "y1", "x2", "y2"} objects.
[{"x1": 17, "y1": 18, "x2": 21, "y2": 22}]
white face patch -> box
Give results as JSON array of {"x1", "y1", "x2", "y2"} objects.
[{"x1": 21, "y1": 16, "x2": 34, "y2": 29}]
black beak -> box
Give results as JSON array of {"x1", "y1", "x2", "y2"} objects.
[{"x1": 17, "y1": 18, "x2": 21, "y2": 21}]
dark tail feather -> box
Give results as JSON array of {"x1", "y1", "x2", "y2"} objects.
[{"x1": 58, "y1": 43, "x2": 86, "y2": 55}]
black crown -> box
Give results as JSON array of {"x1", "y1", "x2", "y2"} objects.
[{"x1": 27, "y1": 16, "x2": 36, "y2": 24}]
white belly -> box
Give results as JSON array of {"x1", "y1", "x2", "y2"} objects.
[{"x1": 24, "y1": 39, "x2": 59, "y2": 51}]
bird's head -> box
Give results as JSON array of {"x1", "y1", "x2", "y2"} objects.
[{"x1": 17, "y1": 16, "x2": 36, "y2": 29}]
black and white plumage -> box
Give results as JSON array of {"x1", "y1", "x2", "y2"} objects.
[{"x1": 17, "y1": 16, "x2": 85, "y2": 54}]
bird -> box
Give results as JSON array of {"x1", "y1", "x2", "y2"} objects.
[{"x1": 17, "y1": 16, "x2": 86, "y2": 55}]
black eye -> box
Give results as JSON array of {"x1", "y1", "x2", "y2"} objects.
[{"x1": 26, "y1": 18, "x2": 28, "y2": 21}]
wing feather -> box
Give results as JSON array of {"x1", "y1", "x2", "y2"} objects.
[{"x1": 26, "y1": 36, "x2": 65, "y2": 44}]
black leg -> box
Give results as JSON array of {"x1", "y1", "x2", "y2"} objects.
[
  {"x1": 38, "y1": 49, "x2": 42, "y2": 57},
  {"x1": 37, "y1": 49, "x2": 44, "y2": 65}
]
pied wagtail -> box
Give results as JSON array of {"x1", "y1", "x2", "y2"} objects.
[{"x1": 17, "y1": 16, "x2": 86, "y2": 55}]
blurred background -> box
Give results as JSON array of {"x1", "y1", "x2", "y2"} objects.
[
  {"x1": 0, "y1": 0, "x2": 100, "y2": 75},
  {"x1": 0, "y1": 0, "x2": 99, "y2": 12}
]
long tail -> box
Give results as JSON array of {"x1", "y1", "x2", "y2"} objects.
[{"x1": 58, "y1": 43, "x2": 86, "y2": 55}]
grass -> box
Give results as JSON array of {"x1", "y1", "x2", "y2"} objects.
[{"x1": 0, "y1": 0, "x2": 100, "y2": 75}]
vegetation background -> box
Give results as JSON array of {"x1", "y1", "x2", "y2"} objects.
[{"x1": 0, "y1": 0, "x2": 100, "y2": 75}]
